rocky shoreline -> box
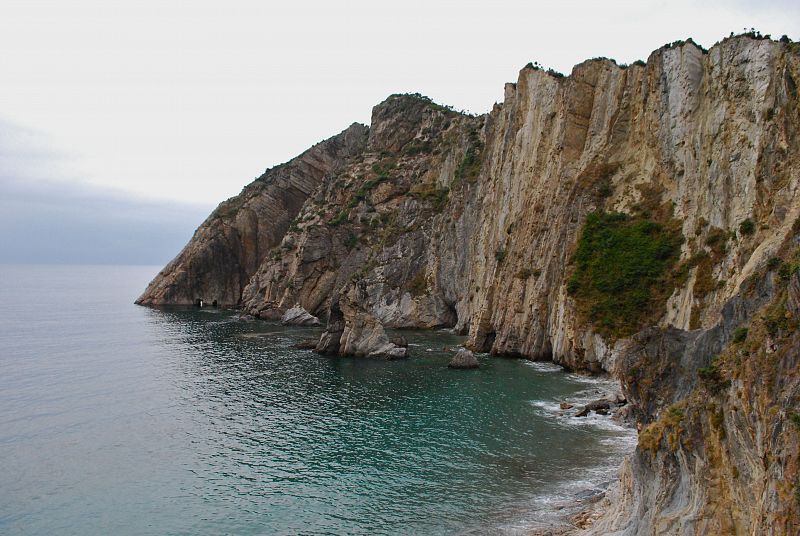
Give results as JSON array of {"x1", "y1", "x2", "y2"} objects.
[
  {"x1": 139, "y1": 34, "x2": 800, "y2": 534},
  {"x1": 465, "y1": 365, "x2": 639, "y2": 536}
]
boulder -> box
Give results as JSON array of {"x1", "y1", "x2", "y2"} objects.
[
  {"x1": 574, "y1": 398, "x2": 617, "y2": 417},
  {"x1": 315, "y1": 283, "x2": 407, "y2": 359},
  {"x1": 585, "y1": 398, "x2": 614, "y2": 411},
  {"x1": 281, "y1": 305, "x2": 321, "y2": 327},
  {"x1": 560, "y1": 402, "x2": 574, "y2": 410},
  {"x1": 390, "y1": 335, "x2": 409, "y2": 348},
  {"x1": 448, "y1": 348, "x2": 479, "y2": 369}
]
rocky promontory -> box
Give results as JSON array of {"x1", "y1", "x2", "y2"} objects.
[{"x1": 138, "y1": 34, "x2": 800, "y2": 534}]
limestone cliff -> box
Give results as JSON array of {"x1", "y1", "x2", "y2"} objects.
[
  {"x1": 138, "y1": 35, "x2": 800, "y2": 534},
  {"x1": 135, "y1": 122, "x2": 368, "y2": 306}
]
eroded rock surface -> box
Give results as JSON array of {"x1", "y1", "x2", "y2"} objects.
[
  {"x1": 281, "y1": 305, "x2": 321, "y2": 327},
  {"x1": 315, "y1": 282, "x2": 407, "y2": 359},
  {"x1": 135, "y1": 123, "x2": 368, "y2": 306}
]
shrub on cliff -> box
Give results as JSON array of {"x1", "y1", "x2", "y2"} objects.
[
  {"x1": 567, "y1": 211, "x2": 683, "y2": 339},
  {"x1": 410, "y1": 183, "x2": 450, "y2": 212},
  {"x1": 455, "y1": 145, "x2": 481, "y2": 181}
]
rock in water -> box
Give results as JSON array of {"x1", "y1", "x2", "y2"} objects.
[
  {"x1": 367, "y1": 344, "x2": 407, "y2": 360},
  {"x1": 575, "y1": 398, "x2": 618, "y2": 417},
  {"x1": 315, "y1": 283, "x2": 407, "y2": 359},
  {"x1": 390, "y1": 335, "x2": 409, "y2": 348},
  {"x1": 281, "y1": 305, "x2": 321, "y2": 327},
  {"x1": 448, "y1": 348, "x2": 479, "y2": 369}
]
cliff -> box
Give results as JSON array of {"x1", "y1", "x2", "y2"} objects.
[
  {"x1": 135, "y1": 122, "x2": 368, "y2": 306},
  {"x1": 138, "y1": 35, "x2": 800, "y2": 534}
]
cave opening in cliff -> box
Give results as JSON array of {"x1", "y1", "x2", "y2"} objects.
[
  {"x1": 481, "y1": 331, "x2": 496, "y2": 353},
  {"x1": 212, "y1": 300, "x2": 218, "y2": 307}
]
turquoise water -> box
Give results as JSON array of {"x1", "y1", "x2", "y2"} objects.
[{"x1": 0, "y1": 265, "x2": 633, "y2": 535}]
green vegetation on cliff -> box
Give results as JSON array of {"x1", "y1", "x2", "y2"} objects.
[{"x1": 567, "y1": 211, "x2": 683, "y2": 339}]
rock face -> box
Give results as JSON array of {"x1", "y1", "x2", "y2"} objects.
[
  {"x1": 135, "y1": 123, "x2": 368, "y2": 307},
  {"x1": 281, "y1": 305, "x2": 321, "y2": 326},
  {"x1": 139, "y1": 35, "x2": 800, "y2": 534},
  {"x1": 448, "y1": 348, "x2": 479, "y2": 369},
  {"x1": 314, "y1": 282, "x2": 408, "y2": 360}
]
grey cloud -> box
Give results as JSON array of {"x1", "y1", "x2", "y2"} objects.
[{"x1": 0, "y1": 118, "x2": 212, "y2": 265}]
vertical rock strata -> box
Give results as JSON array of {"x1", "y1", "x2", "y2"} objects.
[{"x1": 138, "y1": 36, "x2": 800, "y2": 533}]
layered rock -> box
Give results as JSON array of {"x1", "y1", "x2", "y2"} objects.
[
  {"x1": 135, "y1": 122, "x2": 368, "y2": 306},
  {"x1": 314, "y1": 282, "x2": 407, "y2": 359},
  {"x1": 281, "y1": 305, "x2": 321, "y2": 326},
  {"x1": 138, "y1": 35, "x2": 800, "y2": 534}
]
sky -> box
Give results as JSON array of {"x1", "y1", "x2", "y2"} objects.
[{"x1": 1, "y1": 0, "x2": 798, "y2": 263}]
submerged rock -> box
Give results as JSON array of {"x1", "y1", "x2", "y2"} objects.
[
  {"x1": 448, "y1": 348, "x2": 479, "y2": 369},
  {"x1": 281, "y1": 305, "x2": 321, "y2": 327}
]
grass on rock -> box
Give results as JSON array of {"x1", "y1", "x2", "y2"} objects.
[{"x1": 567, "y1": 211, "x2": 683, "y2": 340}]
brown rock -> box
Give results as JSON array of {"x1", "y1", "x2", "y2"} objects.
[{"x1": 448, "y1": 348, "x2": 479, "y2": 369}]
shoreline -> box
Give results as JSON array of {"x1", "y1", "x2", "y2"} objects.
[{"x1": 482, "y1": 365, "x2": 637, "y2": 535}]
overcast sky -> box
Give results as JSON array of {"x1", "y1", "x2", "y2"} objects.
[
  {"x1": 2, "y1": 0, "x2": 798, "y2": 206},
  {"x1": 1, "y1": 1, "x2": 797, "y2": 264}
]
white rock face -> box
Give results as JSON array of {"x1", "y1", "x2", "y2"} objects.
[{"x1": 280, "y1": 305, "x2": 321, "y2": 327}]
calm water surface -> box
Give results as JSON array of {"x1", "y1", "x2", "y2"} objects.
[{"x1": 0, "y1": 265, "x2": 633, "y2": 535}]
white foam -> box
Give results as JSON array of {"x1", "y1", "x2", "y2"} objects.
[{"x1": 521, "y1": 361, "x2": 563, "y2": 373}]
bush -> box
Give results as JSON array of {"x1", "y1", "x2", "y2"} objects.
[
  {"x1": 789, "y1": 412, "x2": 800, "y2": 428},
  {"x1": 329, "y1": 210, "x2": 348, "y2": 227},
  {"x1": 566, "y1": 278, "x2": 579, "y2": 295},
  {"x1": 402, "y1": 139, "x2": 433, "y2": 156},
  {"x1": 516, "y1": 268, "x2": 533, "y2": 279},
  {"x1": 406, "y1": 271, "x2": 427, "y2": 296},
  {"x1": 767, "y1": 257, "x2": 782, "y2": 271},
  {"x1": 494, "y1": 249, "x2": 507, "y2": 263},
  {"x1": 705, "y1": 228, "x2": 730, "y2": 256},
  {"x1": 410, "y1": 183, "x2": 450, "y2": 212},
  {"x1": 733, "y1": 327, "x2": 748, "y2": 343},
  {"x1": 739, "y1": 218, "x2": 756, "y2": 236},
  {"x1": 344, "y1": 233, "x2": 359, "y2": 250},
  {"x1": 698, "y1": 358, "x2": 730, "y2": 394},
  {"x1": 779, "y1": 263, "x2": 798, "y2": 281},
  {"x1": 455, "y1": 144, "x2": 482, "y2": 182},
  {"x1": 567, "y1": 211, "x2": 683, "y2": 339}
]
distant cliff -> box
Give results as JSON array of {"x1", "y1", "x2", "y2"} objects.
[{"x1": 138, "y1": 35, "x2": 800, "y2": 534}]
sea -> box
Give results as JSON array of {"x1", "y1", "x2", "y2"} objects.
[{"x1": 0, "y1": 265, "x2": 635, "y2": 535}]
